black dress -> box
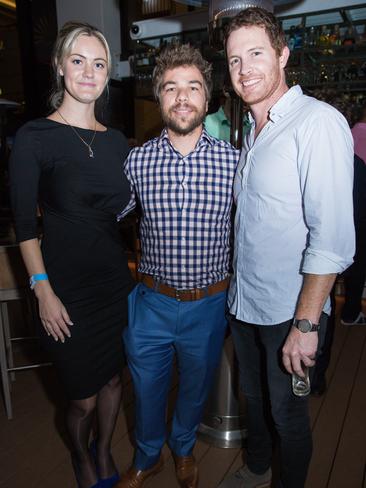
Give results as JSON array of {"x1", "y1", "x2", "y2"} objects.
[{"x1": 9, "y1": 118, "x2": 135, "y2": 399}]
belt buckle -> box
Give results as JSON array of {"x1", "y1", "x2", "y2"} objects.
[{"x1": 175, "y1": 289, "x2": 181, "y2": 301}]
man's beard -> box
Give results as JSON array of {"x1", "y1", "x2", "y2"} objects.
[{"x1": 162, "y1": 103, "x2": 206, "y2": 136}]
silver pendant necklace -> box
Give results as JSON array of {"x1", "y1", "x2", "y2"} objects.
[{"x1": 56, "y1": 110, "x2": 97, "y2": 158}]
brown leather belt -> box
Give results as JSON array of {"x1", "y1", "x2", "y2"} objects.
[{"x1": 140, "y1": 275, "x2": 229, "y2": 302}]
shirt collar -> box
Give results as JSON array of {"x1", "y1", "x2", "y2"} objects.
[
  {"x1": 157, "y1": 127, "x2": 215, "y2": 150},
  {"x1": 247, "y1": 85, "x2": 303, "y2": 126},
  {"x1": 268, "y1": 85, "x2": 303, "y2": 122}
]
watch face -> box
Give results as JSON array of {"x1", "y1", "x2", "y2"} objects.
[{"x1": 298, "y1": 319, "x2": 312, "y2": 333}]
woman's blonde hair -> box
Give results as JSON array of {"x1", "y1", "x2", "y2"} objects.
[{"x1": 49, "y1": 21, "x2": 111, "y2": 109}]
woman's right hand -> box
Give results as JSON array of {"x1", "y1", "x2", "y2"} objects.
[{"x1": 34, "y1": 284, "x2": 74, "y2": 342}]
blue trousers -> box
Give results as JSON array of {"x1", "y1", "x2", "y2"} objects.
[{"x1": 124, "y1": 283, "x2": 227, "y2": 469}]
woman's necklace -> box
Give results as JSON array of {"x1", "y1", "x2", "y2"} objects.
[{"x1": 56, "y1": 110, "x2": 97, "y2": 158}]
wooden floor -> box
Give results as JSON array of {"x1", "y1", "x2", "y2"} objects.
[{"x1": 1, "y1": 299, "x2": 366, "y2": 488}]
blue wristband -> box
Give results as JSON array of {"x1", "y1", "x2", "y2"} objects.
[{"x1": 29, "y1": 273, "x2": 48, "y2": 290}]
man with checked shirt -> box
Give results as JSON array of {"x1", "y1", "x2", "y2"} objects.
[{"x1": 116, "y1": 44, "x2": 239, "y2": 488}]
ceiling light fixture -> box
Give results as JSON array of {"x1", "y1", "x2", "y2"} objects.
[{"x1": 0, "y1": 0, "x2": 16, "y2": 10}]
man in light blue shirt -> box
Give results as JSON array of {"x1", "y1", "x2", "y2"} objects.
[{"x1": 219, "y1": 7, "x2": 354, "y2": 488}]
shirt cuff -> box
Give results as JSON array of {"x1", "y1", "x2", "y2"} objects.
[{"x1": 302, "y1": 248, "x2": 353, "y2": 275}]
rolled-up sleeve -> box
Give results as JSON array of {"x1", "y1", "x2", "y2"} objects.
[{"x1": 298, "y1": 106, "x2": 355, "y2": 274}]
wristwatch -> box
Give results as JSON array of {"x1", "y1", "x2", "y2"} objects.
[{"x1": 292, "y1": 318, "x2": 320, "y2": 333}]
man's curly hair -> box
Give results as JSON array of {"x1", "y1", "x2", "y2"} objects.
[{"x1": 152, "y1": 43, "x2": 212, "y2": 102}]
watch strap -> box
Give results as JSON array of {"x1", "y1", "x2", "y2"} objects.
[{"x1": 293, "y1": 318, "x2": 320, "y2": 332}]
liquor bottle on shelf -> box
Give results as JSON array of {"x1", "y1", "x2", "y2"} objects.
[
  {"x1": 134, "y1": 52, "x2": 141, "y2": 67},
  {"x1": 359, "y1": 24, "x2": 366, "y2": 44},
  {"x1": 333, "y1": 64, "x2": 341, "y2": 82},
  {"x1": 339, "y1": 64, "x2": 347, "y2": 82},
  {"x1": 140, "y1": 53, "x2": 149, "y2": 66},
  {"x1": 318, "y1": 25, "x2": 330, "y2": 47},
  {"x1": 307, "y1": 26, "x2": 317, "y2": 48},
  {"x1": 148, "y1": 49, "x2": 156, "y2": 66},
  {"x1": 302, "y1": 28, "x2": 308, "y2": 48},
  {"x1": 343, "y1": 25, "x2": 356, "y2": 46},
  {"x1": 288, "y1": 25, "x2": 296, "y2": 51},
  {"x1": 348, "y1": 62, "x2": 359, "y2": 80},
  {"x1": 359, "y1": 61, "x2": 366, "y2": 80},
  {"x1": 330, "y1": 24, "x2": 341, "y2": 46},
  {"x1": 319, "y1": 64, "x2": 329, "y2": 83},
  {"x1": 294, "y1": 23, "x2": 303, "y2": 49}
]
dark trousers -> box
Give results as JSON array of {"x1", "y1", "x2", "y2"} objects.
[
  {"x1": 341, "y1": 228, "x2": 366, "y2": 321},
  {"x1": 230, "y1": 314, "x2": 327, "y2": 488},
  {"x1": 342, "y1": 155, "x2": 366, "y2": 321}
]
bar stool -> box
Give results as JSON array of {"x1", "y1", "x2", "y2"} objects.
[{"x1": 0, "y1": 244, "x2": 51, "y2": 419}]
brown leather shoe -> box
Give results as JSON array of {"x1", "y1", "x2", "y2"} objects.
[
  {"x1": 115, "y1": 456, "x2": 164, "y2": 488},
  {"x1": 173, "y1": 455, "x2": 198, "y2": 488}
]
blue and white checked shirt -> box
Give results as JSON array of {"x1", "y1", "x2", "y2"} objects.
[{"x1": 118, "y1": 128, "x2": 239, "y2": 289}]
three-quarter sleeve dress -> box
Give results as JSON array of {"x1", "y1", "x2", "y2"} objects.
[{"x1": 9, "y1": 118, "x2": 135, "y2": 399}]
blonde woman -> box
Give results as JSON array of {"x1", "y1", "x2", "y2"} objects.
[{"x1": 10, "y1": 22, "x2": 134, "y2": 488}]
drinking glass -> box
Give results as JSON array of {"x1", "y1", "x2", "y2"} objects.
[{"x1": 292, "y1": 366, "x2": 310, "y2": 396}]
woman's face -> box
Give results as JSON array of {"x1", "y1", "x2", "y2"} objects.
[{"x1": 60, "y1": 34, "x2": 108, "y2": 105}]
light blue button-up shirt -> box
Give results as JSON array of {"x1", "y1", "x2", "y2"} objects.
[{"x1": 228, "y1": 85, "x2": 355, "y2": 325}]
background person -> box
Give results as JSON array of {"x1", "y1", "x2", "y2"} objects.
[
  {"x1": 204, "y1": 82, "x2": 250, "y2": 142},
  {"x1": 341, "y1": 104, "x2": 366, "y2": 325},
  {"x1": 351, "y1": 104, "x2": 366, "y2": 165},
  {"x1": 307, "y1": 95, "x2": 366, "y2": 395},
  {"x1": 9, "y1": 22, "x2": 134, "y2": 488}
]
